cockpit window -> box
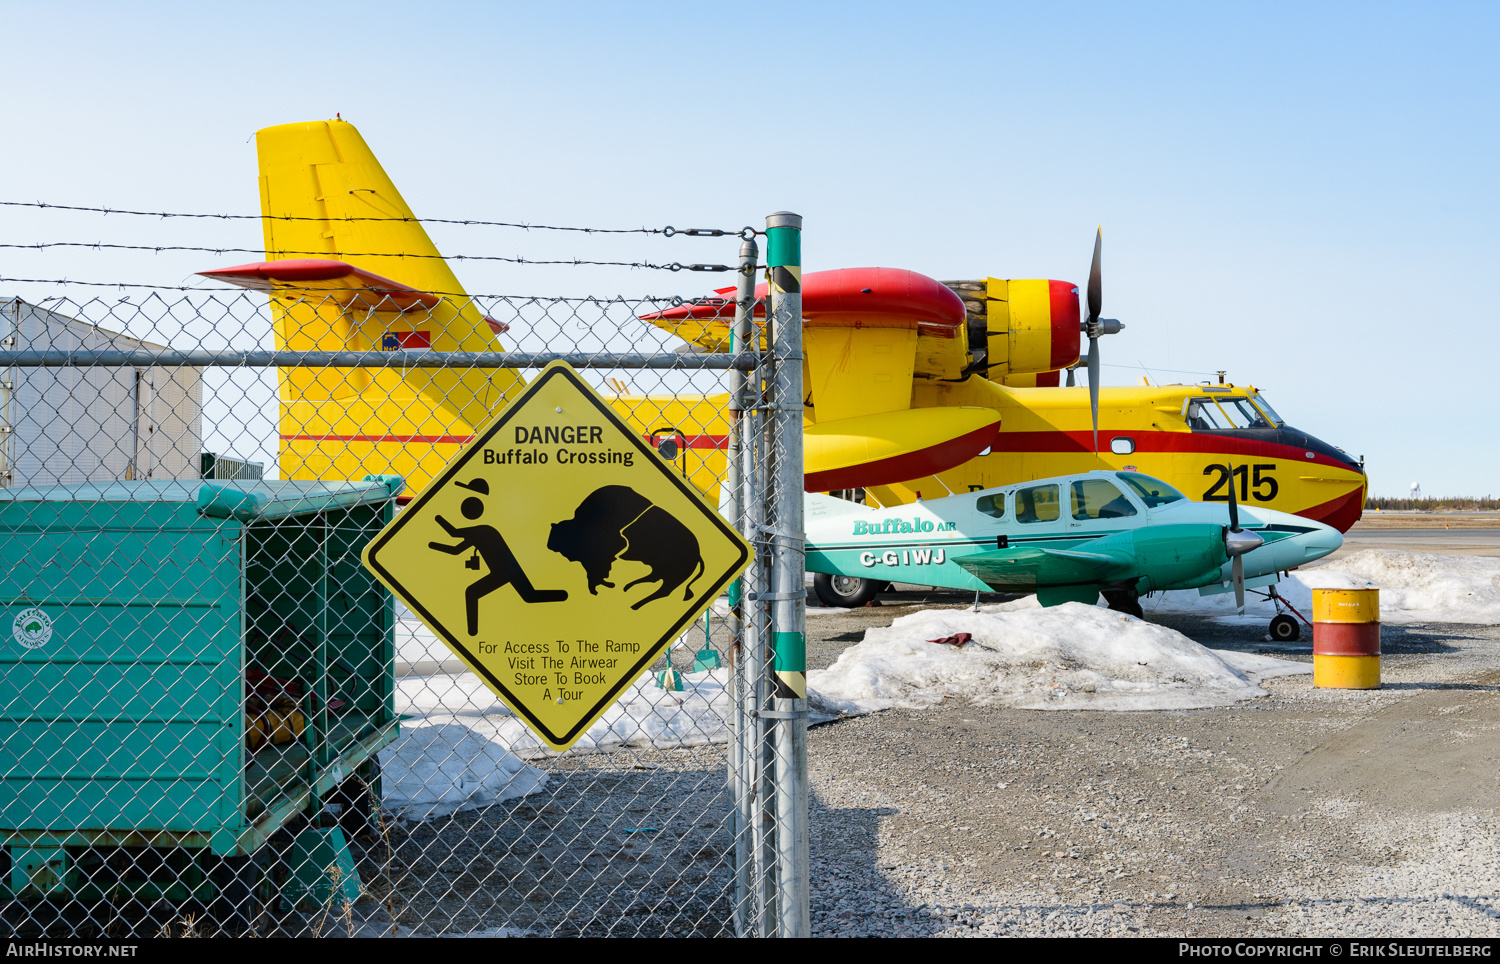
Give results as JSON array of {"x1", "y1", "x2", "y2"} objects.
[
  {"x1": 1183, "y1": 399, "x2": 1221, "y2": 429},
  {"x1": 1071, "y1": 479, "x2": 1138, "y2": 520},
  {"x1": 1116, "y1": 472, "x2": 1187, "y2": 508},
  {"x1": 976, "y1": 493, "x2": 1005, "y2": 519},
  {"x1": 1247, "y1": 394, "x2": 1284, "y2": 427},
  {"x1": 1184, "y1": 396, "x2": 1276, "y2": 430}
]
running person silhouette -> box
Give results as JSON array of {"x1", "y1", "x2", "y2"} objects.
[{"x1": 428, "y1": 479, "x2": 568, "y2": 636}]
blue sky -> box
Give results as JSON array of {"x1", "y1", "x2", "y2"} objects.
[{"x1": 1, "y1": 2, "x2": 1495, "y2": 495}]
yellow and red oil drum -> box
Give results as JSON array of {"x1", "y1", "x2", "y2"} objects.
[{"x1": 1312, "y1": 588, "x2": 1380, "y2": 688}]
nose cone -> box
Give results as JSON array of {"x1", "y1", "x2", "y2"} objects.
[
  {"x1": 1275, "y1": 425, "x2": 1366, "y2": 532},
  {"x1": 1290, "y1": 519, "x2": 1343, "y2": 566},
  {"x1": 1257, "y1": 509, "x2": 1343, "y2": 571},
  {"x1": 1221, "y1": 509, "x2": 1344, "y2": 584}
]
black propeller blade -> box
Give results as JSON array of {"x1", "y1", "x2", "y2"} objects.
[
  {"x1": 1227, "y1": 460, "x2": 1240, "y2": 531},
  {"x1": 1079, "y1": 229, "x2": 1123, "y2": 451},
  {"x1": 1220, "y1": 463, "x2": 1265, "y2": 614},
  {"x1": 1086, "y1": 228, "x2": 1102, "y2": 453}
]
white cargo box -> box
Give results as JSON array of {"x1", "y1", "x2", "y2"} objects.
[{"x1": 1, "y1": 298, "x2": 203, "y2": 488}]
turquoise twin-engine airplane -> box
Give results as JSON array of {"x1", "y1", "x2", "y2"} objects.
[{"x1": 805, "y1": 468, "x2": 1343, "y2": 634}]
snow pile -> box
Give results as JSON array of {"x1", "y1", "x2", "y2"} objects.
[
  {"x1": 1149, "y1": 549, "x2": 1500, "y2": 625},
  {"x1": 524, "y1": 670, "x2": 732, "y2": 755},
  {"x1": 807, "y1": 603, "x2": 1308, "y2": 713},
  {"x1": 378, "y1": 723, "x2": 548, "y2": 820},
  {"x1": 378, "y1": 612, "x2": 549, "y2": 819},
  {"x1": 384, "y1": 602, "x2": 747, "y2": 817}
]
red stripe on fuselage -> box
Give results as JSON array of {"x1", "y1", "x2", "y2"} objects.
[
  {"x1": 282, "y1": 433, "x2": 475, "y2": 444},
  {"x1": 990, "y1": 429, "x2": 1356, "y2": 472},
  {"x1": 642, "y1": 434, "x2": 728, "y2": 450},
  {"x1": 280, "y1": 433, "x2": 730, "y2": 449}
]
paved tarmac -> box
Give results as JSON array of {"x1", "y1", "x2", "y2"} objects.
[{"x1": 1330, "y1": 528, "x2": 1500, "y2": 559}]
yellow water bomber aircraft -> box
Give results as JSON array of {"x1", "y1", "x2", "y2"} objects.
[
  {"x1": 203, "y1": 119, "x2": 1366, "y2": 534},
  {"x1": 642, "y1": 234, "x2": 1367, "y2": 532}
]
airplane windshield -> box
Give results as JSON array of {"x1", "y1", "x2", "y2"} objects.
[
  {"x1": 1248, "y1": 393, "x2": 1285, "y2": 427},
  {"x1": 1184, "y1": 396, "x2": 1277, "y2": 430},
  {"x1": 1116, "y1": 472, "x2": 1187, "y2": 508}
]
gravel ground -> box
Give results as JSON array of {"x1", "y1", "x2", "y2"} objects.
[
  {"x1": 801, "y1": 591, "x2": 1500, "y2": 938},
  {"x1": 355, "y1": 747, "x2": 739, "y2": 938}
]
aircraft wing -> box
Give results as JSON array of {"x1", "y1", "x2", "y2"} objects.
[
  {"x1": 950, "y1": 544, "x2": 1133, "y2": 590},
  {"x1": 634, "y1": 266, "x2": 990, "y2": 490},
  {"x1": 640, "y1": 267, "x2": 968, "y2": 376},
  {"x1": 804, "y1": 407, "x2": 1000, "y2": 492},
  {"x1": 642, "y1": 267, "x2": 962, "y2": 330}
]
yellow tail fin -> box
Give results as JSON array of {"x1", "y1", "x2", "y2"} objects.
[{"x1": 252, "y1": 119, "x2": 523, "y2": 492}]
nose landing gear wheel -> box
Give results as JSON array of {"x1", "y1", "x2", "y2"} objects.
[
  {"x1": 813, "y1": 573, "x2": 881, "y2": 608},
  {"x1": 1270, "y1": 614, "x2": 1301, "y2": 642}
]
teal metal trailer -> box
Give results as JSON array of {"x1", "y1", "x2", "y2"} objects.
[{"x1": 0, "y1": 477, "x2": 402, "y2": 907}]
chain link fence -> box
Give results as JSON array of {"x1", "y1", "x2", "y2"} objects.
[{"x1": 0, "y1": 218, "x2": 808, "y2": 937}]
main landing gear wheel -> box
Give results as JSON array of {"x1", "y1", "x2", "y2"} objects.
[
  {"x1": 813, "y1": 573, "x2": 881, "y2": 608},
  {"x1": 1270, "y1": 614, "x2": 1301, "y2": 642}
]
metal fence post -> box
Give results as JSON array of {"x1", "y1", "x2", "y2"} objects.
[
  {"x1": 726, "y1": 235, "x2": 759, "y2": 936},
  {"x1": 765, "y1": 211, "x2": 809, "y2": 938},
  {"x1": 748, "y1": 270, "x2": 778, "y2": 938}
]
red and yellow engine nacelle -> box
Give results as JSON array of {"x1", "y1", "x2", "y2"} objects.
[{"x1": 947, "y1": 278, "x2": 1080, "y2": 387}]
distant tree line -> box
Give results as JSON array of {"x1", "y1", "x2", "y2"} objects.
[{"x1": 1365, "y1": 496, "x2": 1500, "y2": 511}]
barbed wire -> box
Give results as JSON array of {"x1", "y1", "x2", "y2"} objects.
[
  {"x1": 1101, "y1": 362, "x2": 1222, "y2": 376},
  {"x1": 1, "y1": 201, "x2": 759, "y2": 239},
  {"x1": 0, "y1": 242, "x2": 732, "y2": 272},
  {"x1": 0, "y1": 275, "x2": 705, "y2": 305}
]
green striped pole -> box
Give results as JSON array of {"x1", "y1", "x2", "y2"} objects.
[
  {"x1": 767, "y1": 213, "x2": 806, "y2": 702},
  {"x1": 766, "y1": 210, "x2": 809, "y2": 938}
]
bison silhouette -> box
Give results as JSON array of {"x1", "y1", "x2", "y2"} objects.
[{"x1": 548, "y1": 485, "x2": 705, "y2": 610}]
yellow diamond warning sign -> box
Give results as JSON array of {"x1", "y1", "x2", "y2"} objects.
[{"x1": 362, "y1": 361, "x2": 752, "y2": 751}]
